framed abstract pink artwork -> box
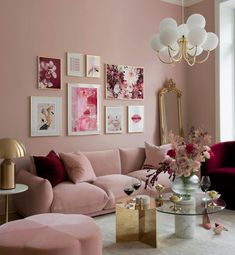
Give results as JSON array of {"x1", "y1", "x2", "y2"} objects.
[
  {"x1": 38, "y1": 56, "x2": 62, "y2": 89},
  {"x1": 68, "y1": 83, "x2": 100, "y2": 135},
  {"x1": 106, "y1": 64, "x2": 144, "y2": 100}
]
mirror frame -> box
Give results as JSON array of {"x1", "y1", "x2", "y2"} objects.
[{"x1": 158, "y1": 79, "x2": 184, "y2": 144}]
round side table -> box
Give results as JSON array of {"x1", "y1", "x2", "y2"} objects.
[{"x1": 0, "y1": 184, "x2": 28, "y2": 223}]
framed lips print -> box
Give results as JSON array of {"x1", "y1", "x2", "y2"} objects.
[{"x1": 128, "y1": 105, "x2": 144, "y2": 133}]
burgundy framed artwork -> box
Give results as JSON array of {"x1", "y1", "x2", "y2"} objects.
[
  {"x1": 38, "y1": 56, "x2": 62, "y2": 89},
  {"x1": 67, "y1": 83, "x2": 100, "y2": 135},
  {"x1": 106, "y1": 64, "x2": 144, "y2": 100}
]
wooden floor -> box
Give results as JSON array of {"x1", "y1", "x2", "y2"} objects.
[{"x1": 0, "y1": 213, "x2": 22, "y2": 225}]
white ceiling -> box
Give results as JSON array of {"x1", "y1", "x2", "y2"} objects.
[{"x1": 161, "y1": 0, "x2": 205, "y2": 7}]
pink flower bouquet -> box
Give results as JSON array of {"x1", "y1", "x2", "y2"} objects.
[{"x1": 145, "y1": 127, "x2": 212, "y2": 187}]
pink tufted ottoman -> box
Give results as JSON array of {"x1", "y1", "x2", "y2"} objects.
[{"x1": 0, "y1": 213, "x2": 102, "y2": 255}]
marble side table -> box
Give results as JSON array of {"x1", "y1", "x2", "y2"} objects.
[{"x1": 0, "y1": 184, "x2": 28, "y2": 223}]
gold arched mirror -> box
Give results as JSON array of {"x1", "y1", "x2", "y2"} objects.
[{"x1": 159, "y1": 79, "x2": 184, "y2": 144}]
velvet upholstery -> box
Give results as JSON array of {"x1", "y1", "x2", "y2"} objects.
[
  {"x1": 0, "y1": 214, "x2": 102, "y2": 255},
  {"x1": 59, "y1": 152, "x2": 96, "y2": 183},
  {"x1": 15, "y1": 147, "x2": 172, "y2": 217},
  {"x1": 33, "y1": 150, "x2": 67, "y2": 187},
  {"x1": 202, "y1": 141, "x2": 235, "y2": 209}
]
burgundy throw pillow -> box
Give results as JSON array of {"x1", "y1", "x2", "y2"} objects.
[{"x1": 33, "y1": 150, "x2": 67, "y2": 187}]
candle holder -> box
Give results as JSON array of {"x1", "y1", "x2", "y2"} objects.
[{"x1": 169, "y1": 195, "x2": 182, "y2": 212}]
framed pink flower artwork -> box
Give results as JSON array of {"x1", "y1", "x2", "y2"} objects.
[
  {"x1": 38, "y1": 56, "x2": 62, "y2": 89},
  {"x1": 128, "y1": 105, "x2": 144, "y2": 133},
  {"x1": 106, "y1": 64, "x2": 144, "y2": 100},
  {"x1": 68, "y1": 83, "x2": 100, "y2": 135}
]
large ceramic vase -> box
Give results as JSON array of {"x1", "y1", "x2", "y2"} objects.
[{"x1": 171, "y1": 174, "x2": 199, "y2": 200}]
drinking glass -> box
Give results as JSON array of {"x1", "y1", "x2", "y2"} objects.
[
  {"x1": 123, "y1": 185, "x2": 134, "y2": 196},
  {"x1": 200, "y1": 175, "x2": 211, "y2": 208},
  {"x1": 132, "y1": 178, "x2": 142, "y2": 191}
]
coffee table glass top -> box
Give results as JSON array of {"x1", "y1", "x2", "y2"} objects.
[{"x1": 156, "y1": 192, "x2": 226, "y2": 216}]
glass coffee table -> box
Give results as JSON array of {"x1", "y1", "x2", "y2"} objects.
[{"x1": 156, "y1": 192, "x2": 226, "y2": 239}]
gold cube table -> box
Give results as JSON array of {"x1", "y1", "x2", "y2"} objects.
[{"x1": 116, "y1": 197, "x2": 157, "y2": 247}]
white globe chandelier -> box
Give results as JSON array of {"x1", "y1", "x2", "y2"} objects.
[{"x1": 150, "y1": 5, "x2": 219, "y2": 66}]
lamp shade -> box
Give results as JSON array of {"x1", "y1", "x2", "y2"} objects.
[
  {"x1": 0, "y1": 138, "x2": 26, "y2": 159},
  {"x1": 186, "y1": 14, "x2": 206, "y2": 30},
  {"x1": 159, "y1": 17, "x2": 177, "y2": 32},
  {"x1": 202, "y1": 32, "x2": 219, "y2": 51},
  {"x1": 160, "y1": 27, "x2": 178, "y2": 46},
  {"x1": 188, "y1": 27, "x2": 207, "y2": 46},
  {"x1": 150, "y1": 34, "x2": 165, "y2": 52}
]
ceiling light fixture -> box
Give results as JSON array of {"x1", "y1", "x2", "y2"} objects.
[{"x1": 150, "y1": 1, "x2": 219, "y2": 66}]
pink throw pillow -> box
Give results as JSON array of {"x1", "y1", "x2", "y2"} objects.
[
  {"x1": 59, "y1": 152, "x2": 96, "y2": 183},
  {"x1": 142, "y1": 142, "x2": 172, "y2": 169},
  {"x1": 33, "y1": 150, "x2": 67, "y2": 187}
]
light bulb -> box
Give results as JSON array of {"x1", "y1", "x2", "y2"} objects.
[
  {"x1": 186, "y1": 14, "x2": 206, "y2": 30},
  {"x1": 150, "y1": 34, "x2": 166, "y2": 52},
  {"x1": 177, "y1": 24, "x2": 189, "y2": 38},
  {"x1": 188, "y1": 27, "x2": 207, "y2": 46},
  {"x1": 201, "y1": 32, "x2": 219, "y2": 51},
  {"x1": 160, "y1": 27, "x2": 178, "y2": 46},
  {"x1": 159, "y1": 18, "x2": 177, "y2": 32}
]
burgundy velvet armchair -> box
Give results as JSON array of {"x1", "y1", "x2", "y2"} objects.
[{"x1": 202, "y1": 141, "x2": 235, "y2": 209}]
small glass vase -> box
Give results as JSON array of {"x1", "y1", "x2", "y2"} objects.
[{"x1": 171, "y1": 174, "x2": 199, "y2": 200}]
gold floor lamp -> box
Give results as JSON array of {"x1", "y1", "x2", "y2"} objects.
[{"x1": 0, "y1": 138, "x2": 26, "y2": 190}]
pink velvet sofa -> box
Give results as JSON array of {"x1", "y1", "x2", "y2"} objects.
[{"x1": 14, "y1": 147, "x2": 171, "y2": 217}]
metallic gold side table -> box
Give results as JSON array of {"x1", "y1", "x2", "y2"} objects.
[
  {"x1": 0, "y1": 184, "x2": 28, "y2": 223},
  {"x1": 116, "y1": 197, "x2": 157, "y2": 247}
]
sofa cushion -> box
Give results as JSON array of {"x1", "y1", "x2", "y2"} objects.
[
  {"x1": 142, "y1": 142, "x2": 171, "y2": 169},
  {"x1": 93, "y1": 174, "x2": 148, "y2": 209},
  {"x1": 33, "y1": 150, "x2": 67, "y2": 187},
  {"x1": 51, "y1": 182, "x2": 109, "y2": 215},
  {"x1": 83, "y1": 149, "x2": 121, "y2": 176},
  {"x1": 59, "y1": 152, "x2": 96, "y2": 183},
  {"x1": 119, "y1": 147, "x2": 145, "y2": 174}
]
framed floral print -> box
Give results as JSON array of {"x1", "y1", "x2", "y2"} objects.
[
  {"x1": 38, "y1": 56, "x2": 62, "y2": 89},
  {"x1": 105, "y1": 106, "x2": 123, "y2": 134},
  {"x1": 128, "y1": 105, "x2": 144, "y2": 133},
  {"x1": 86, "y1": 55, "x2": 101, "y2": 78},
  {"x1": 30, "y1": 96, "x2": 62, "y2": 136},
  {"x1": 106, "y1": 64, "x2": 144, "y2": 100},
  {"x1": 68, "y1": 83, "x2": 100, "y2": 135},
  {"x1": 67, "y1": 52, "x2": 84, "y2": 77}
]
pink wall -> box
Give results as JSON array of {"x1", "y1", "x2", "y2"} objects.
[
  {"x1": 0, "y1": 0, "x2": 186, "y2": 154},
  {"x1": 186, "y1": 0, "x2": 216, "y2": 141}
]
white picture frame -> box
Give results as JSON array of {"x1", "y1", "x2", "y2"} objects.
[
  {"x1": 105, "y1": 106, "x2": 124, "y2": 134},
  {"x1": 86, "y1": 55, "x2": 101, "y2": 78},
  {"x1": 30, "y1": 96, "x2": 62, "y2": 136},
  {"x1": 128, "y1": 105, "x2": 144, "y2": 133},
  {"x1": 67, "y1": 52, "x2": 84, "y2": 77}
]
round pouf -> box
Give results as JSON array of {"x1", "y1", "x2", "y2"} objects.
[{"x1": 0, "y1": 213, "x2": 102, "y2": 255}]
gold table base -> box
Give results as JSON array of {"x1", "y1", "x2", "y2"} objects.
[{"x1": 116, "y1": 204, "x2": 157, "y2": 247}]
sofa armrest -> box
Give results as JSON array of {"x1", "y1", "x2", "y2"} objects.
[{"x1": 14, "y1": 169, "x2": 53, "y2": 217}]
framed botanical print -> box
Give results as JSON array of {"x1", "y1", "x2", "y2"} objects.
[
  {"x1": 106, "y1": 64, "x2": 144, "y2": 100},
  {"x1": 86, "y1": 55, "x2": 101, "y2": 78},
  {"x1": 105, "y1": 106, "x2": 123, "y2": 134},
  {"x1": 128, "y1": 105, "x2": 144, "y2": 133},
  {"x1": 68, "y1": 83, "x2": 100, "y2": 135},
  {"x1": 67, "y1": 52, "x2": 84, "y2": 77},
  {"x1": 38, "y1": 56, "x2": 62, "y2": 89},
  {"x1": 30, "y1": 96, "x2": 62, "y2": 136}
]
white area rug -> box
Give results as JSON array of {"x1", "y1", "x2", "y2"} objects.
[{"x1": 95, "y1": 209, "x2": 235, "y2": 255}]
